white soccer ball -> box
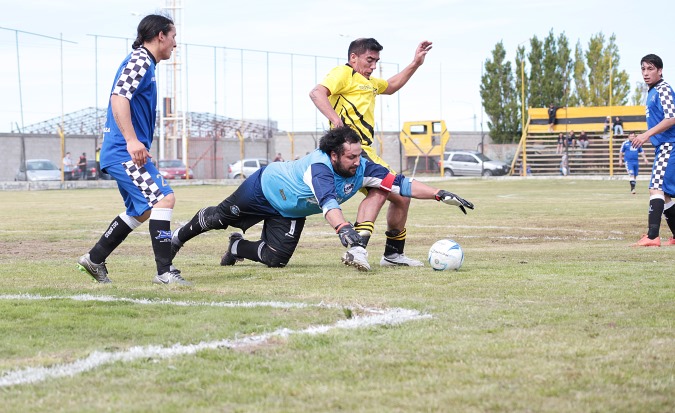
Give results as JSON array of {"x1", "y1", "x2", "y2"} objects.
[{"x1": 428, "y1": 239, "x2": 464, "y2": 271}]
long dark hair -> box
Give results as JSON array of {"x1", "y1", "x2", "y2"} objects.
[{"x1": 132, "y1": 14, "x2": 174, "y2": 49}]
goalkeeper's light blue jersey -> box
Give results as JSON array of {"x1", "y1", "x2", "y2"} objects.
[
  {"x1": 646, "y1": 79, "x2": 675, "y2": 147},
  {"x1": 260, "y1": 149, "x2": 412, "y2": 219},
  {"x1": 100, "y1": 47, "x2": 158, "y2": 170}
]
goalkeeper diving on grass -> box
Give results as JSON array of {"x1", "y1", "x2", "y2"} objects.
[{"x1": 170, "y1": 126, "x2": 474, "y2": 271}]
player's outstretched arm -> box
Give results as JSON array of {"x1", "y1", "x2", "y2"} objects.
[
  {"x1": 383, "y1": 40, "x2": 432, "y2": 95},
  {"x1": 407, "y1": 180, "x2": 474, "y2": 215}
]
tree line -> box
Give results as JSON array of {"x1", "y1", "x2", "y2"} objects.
[{"x1": 480, "y1": 30, "x2": 644, "y2": 143}]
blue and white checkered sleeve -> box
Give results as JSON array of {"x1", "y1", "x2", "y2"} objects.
[
  {"x1": 112, "y1": 49, "x2": 151, "y2": 100},
  {"x1": 658, "y1": 82, "x2": 675, "y2": 119}
]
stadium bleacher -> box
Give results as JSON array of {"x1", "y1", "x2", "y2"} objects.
[{"x1": 512, "y1": 106, "x2": 649, "y2": 176}]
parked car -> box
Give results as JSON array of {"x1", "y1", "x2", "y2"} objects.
[
  {"x1": 15, "y1": 159, "x2": 61, "y2": 181},
  {"x1": 158, "y1": 159, "x2": 194, "y2": 180},
  {"x1": 227, "y1": 158, "x2": 270, "y2": 179},
  {"x1": 439, "y1": 150, "x2": 510, "y2": 177}
]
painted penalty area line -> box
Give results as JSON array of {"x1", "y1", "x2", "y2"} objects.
[{"x1": 0, "y1": 294, "x2": 431, "y2": 387}]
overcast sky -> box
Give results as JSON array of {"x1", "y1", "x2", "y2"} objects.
[{"x1": 1, "y1": 0, "x2": 674, "y2": 133}]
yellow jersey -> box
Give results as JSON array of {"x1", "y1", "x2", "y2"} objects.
[{"x1": 320, "y1": 64, "x2": 388, "y2": 148}]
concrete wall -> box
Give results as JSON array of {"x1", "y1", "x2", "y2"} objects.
[
  {"x1": 0, "y1": 134, "x2": 101, "y2": 181},
  {"x1": 0, "y1": 130, "x2": 501, "y2": 180}
]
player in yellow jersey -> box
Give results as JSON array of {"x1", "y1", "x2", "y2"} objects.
[{"x1": 310, "y1": 38, "x2": 432, "y2": 267}]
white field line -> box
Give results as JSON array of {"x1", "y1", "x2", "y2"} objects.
[
  {"x1": 301, "y1": 225, "x2": 625, "y2": 238},
  {"x1": 0, "y1": 294, "x2": 431, "y2": 388},
  {"x1": 410, "y1": 224, "x2": 625, "y2": 235}
]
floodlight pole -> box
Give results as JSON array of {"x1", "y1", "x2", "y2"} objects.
[
  {"x1": 521, "y1": 60, "x2": 526, "y2": 176},
  {"x1": 15, "y1": 30, "x2": 24, "y2": 132}
]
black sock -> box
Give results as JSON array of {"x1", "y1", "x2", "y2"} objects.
[
  {"x1": 630, "y1": 181, "x2": 636, "y2": 191},
  {"x1": 177, "y1": 207, "x2": 227, "y2": 244},
  {"x1": 354, "y1": 221, "x2": 374, "y2": 247},
  {"x1": 89, "y1": 216, "x2": 133, "y2": 264},
  {"x1": 149, "y1": 208, "x2": 173, "y2": 274},
  {"x1": 663, "y1": 202, "x2": 675, "y2": 238},
  {"x1": 647, "y1": 197, "x2": 665, "y2": 239},
  {"x1": 235, "y1": 239, "x2": 263, "y2": 262},
  {"x1": 384, "y1": 228, "x2": 406, "y2": 256}
]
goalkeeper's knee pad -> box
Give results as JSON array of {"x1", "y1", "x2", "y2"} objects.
[
  {"x1": 260, "y1": 243, "x2": 291, "y2": 268},
  {"x1": 202, "y1": 206, "x2": 229, "y2": 230}
]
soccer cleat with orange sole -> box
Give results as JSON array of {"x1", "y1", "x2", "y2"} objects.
[
  {"x1": 633, "y1": 234, "x2": 661, "y2": 247},
  {"x1": 665, "y1": 237, "x2": 675, "y2": 246}
]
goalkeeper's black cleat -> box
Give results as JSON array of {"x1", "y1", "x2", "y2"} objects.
[
  {"x1": 220, "y1": 233, "x2": 244, "y2": 266},
  {"x1": 78, "y1": 253, "x2": 112, "y2": 284}
]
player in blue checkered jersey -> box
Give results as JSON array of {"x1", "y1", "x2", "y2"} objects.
[
  {"x1": 619, "y1": 133, "x2": 649, "y2": 194},
  {"x1": 77, "y1": 14, "x2": 190, "y2": 285},
  {"x1": 630, "y1": 54, "x2": 675, "y2": 247}
]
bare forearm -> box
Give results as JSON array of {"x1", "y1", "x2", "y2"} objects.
[
  {"x1": 409, "y1": 180, "x2": 440, "y2": 199},
  {"x1": 110, "y1": 95, "x2": 138, "y2": 143},
  {"x1": 645, "y1": 118, "x2": 675, "y2": 140},
  {"x1": 385, "y1": 63, "x2": 421, "y2": 95},
  {"x1": 310, "y1": 85, "x2": 342, "y2": 126},
  {"x1": 325, "y1": 208, "x2": 348, "y2": 229}
]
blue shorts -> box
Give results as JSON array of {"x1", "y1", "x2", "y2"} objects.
[
  {"x1": 649, "y1": 142, "x2": 675, "y2": 197},
  {"x1": 625, "y1": 162, "x2": 639, "y2": 177},
  {"x1": 104, "y1": 160, "x2": 174, "y2": 217}
]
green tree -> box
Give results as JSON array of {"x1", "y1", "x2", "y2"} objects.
[
  {"x1": 570, "y1": 41, "x2": 589, "y2": 106},
  {"x1": 554, "y1": 32, "x2": 574, "y2": 105},
  {"x1": 632, "y1": 82, "x2": 647, "y2": 105},
  {"x1": 527, "y1": 36, "x2": 545, "y2": 108},
  {"x1": 528, "y1": 30, "x2": 572, "y2": 109},
  {"x1": 583, "y1": 33, "x2": 630, "y2": 106},
  {"x1": 481, "y1": 30, "x2": 632, "y2": 138},
  {"x1": 480, "y1": 41, "x2": 520, "y2": 143},
  {"x1": 606, "y1": 34, "x2": 630, "y2": 105},
  {"x1": 584, "y1": 33, "x2": 608, "y2": 106}
]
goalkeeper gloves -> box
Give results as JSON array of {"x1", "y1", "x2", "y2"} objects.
[
  {"x1": 435, "y1": 190, "x2": 474, "y2": 215},
  {"x1": 336, "y1": 222, "x2": 366, "y2": 248}
]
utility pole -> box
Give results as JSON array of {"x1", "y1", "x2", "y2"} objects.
[{"x1": 162, "y1": 0, "x2": 187, "y2": 169}]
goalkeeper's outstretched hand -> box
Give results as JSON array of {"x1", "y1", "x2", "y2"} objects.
[{"x1": 435, "y1": 190, "x2": 474, "y2": 215}]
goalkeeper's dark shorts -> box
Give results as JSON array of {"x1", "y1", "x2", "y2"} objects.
[{"x1": 215, "y1": 168, "x2": 306, "y2": 258}]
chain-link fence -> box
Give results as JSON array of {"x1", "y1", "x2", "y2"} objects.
[{"x1": 0, "y1": 26, "x2": 407, "y2": 181}]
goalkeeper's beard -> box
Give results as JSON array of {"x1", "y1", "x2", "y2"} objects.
[{"x1": 334, "y1": 162, "x2": 357, "y2": 178}]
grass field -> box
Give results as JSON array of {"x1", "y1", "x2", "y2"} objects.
[{"x1": 0, "y1": 178, "x2": 673, "y2": 412}]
